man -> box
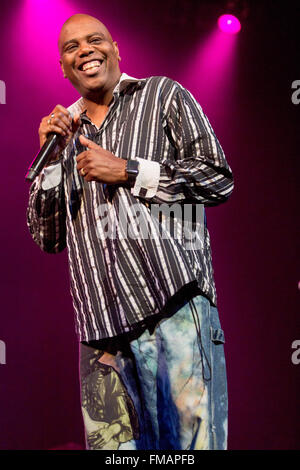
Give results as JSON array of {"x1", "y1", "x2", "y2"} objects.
[
  {"x1": 27, "y1": 13, "x2": 234, "y2": 450},
  {"x1": 80, "y1": 349, "x2": 139, "y2": 450}
]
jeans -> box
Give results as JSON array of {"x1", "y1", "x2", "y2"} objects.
[{"x1": 79, "y1": 294, "x2": 227, "y2": 450}]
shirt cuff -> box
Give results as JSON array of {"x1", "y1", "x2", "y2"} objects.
[
  {"x1": 41, "y1": 161, "x2": 62, "y2": 190},
  {"x1": 131, "y1": 158, "x2": 160, "y2": 199}
]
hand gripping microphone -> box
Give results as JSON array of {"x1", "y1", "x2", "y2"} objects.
[{"x1": 25, "y1": 132, "x2": 63, "y2": 182}]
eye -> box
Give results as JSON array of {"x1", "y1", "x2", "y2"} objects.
[
  {"x1": 65, "y1": 44, "x2": 77, "y2": 52},
  {"x1": 90, "y1": 37, "x2": 102, "y2": 43}
]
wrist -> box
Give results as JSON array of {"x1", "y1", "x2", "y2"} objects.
[
  {"x1": 125, "y1": 159, "x2": 139, "y2": 187},
  {"x1": 119, "y1": 159, "x2": 128, "y2": 182}
]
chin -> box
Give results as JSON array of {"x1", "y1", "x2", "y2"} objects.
[
  {"x1": 85, "y1": 82, "x2": 105, "y2": 93},
  {"x1": 73, "y1": 79, "x2": 104, "y2": 95}
]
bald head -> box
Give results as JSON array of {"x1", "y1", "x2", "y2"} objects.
[{"x1": 58, "y1": 14, "x2": 113, "y2": 55}]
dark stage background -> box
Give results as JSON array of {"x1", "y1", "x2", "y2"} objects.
[{"x1": 0, "y1": 0, "x2": 299, "y2": 450}]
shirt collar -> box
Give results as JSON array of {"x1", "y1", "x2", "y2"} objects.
[{"x1": 67, "y1": 72, "x2": 145, "y2": 117}]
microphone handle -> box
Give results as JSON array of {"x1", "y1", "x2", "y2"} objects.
[{"x1": 25, "y1": 133, "x2": 61, "y2": 182}]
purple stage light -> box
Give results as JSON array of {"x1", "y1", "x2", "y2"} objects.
[{"x1": 218, "y1": 14, "x2": 241, "y2": 34}]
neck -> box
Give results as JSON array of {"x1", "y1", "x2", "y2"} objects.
[
  {"x1": 82, "y1": 74, "x2": 121, "y2": 115},
  {"x1": 82, "y1": 95, "x2": 114, "y2": 128},
  {"x1": 83, "y1": 97, "x2": 111, "y2": 115}
]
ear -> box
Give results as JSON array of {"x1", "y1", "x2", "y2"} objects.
[
  {"x1": 113, "y1": 41, "x2": 121, "y2": 61},
  {"x1": 59, "y1": 58, "x2": 67, "y2": 79}
]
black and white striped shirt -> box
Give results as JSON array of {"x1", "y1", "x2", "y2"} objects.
[{"x1": 27, "y1": 73, "x2": 234, "y2": 342}]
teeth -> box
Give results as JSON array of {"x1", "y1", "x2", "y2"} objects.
[{"x1": 82, "y1": 60, "x2": 101, "y2": 71}]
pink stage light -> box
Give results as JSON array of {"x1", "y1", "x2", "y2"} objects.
[{"x1": 218, "y1": 14, "x2": 241, "y2": 34}]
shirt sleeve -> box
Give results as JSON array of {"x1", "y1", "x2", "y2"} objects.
[
  {"x1": 131, "y1": 82, "x2": 234, "y2": 207},
  {"x1": 26, "y1": 160, "x2": 67, "y2": 254},
  {"x1": 131, "y1": 158, "x2": 160, "y2": 199}
]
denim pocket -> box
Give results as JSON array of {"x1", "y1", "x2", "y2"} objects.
[
  {"x1": 210, "y1": 327, "x2": 225, "y2": 345},
  {"x1": 209, "y1": 304, "x2": 225, "y2": 345}
]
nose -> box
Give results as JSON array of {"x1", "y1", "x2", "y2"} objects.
[{"x1": 78, "y1": 42, "x2": 95, "y2": 58}]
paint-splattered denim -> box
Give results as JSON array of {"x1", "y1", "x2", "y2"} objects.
[{"x1": 79, "y1": 294, "x2": 227, "y2": 450}]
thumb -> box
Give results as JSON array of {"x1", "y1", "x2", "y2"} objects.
[
  {"x1": 79, "y1": 134, "x2": 100, "y2": 150},
  {"x1": 71, "y1": 113, "x2": 81, "y2": 132}
]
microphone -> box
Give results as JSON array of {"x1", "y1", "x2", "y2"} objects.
[{"x1": 25, "y1": 132, "x2": 62, "y2": 182}]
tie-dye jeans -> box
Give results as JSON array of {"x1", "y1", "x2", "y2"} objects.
[{"x1": 79, "y1": 294, "x2": 228, "y2": 450}]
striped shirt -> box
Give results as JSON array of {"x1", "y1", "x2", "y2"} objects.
[{"x1": 27, "y1": 73, "x2": 234, "y2": 342}]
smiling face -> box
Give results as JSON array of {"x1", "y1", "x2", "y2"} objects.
[{"x1": 58, "y1": 15, "x2": 121, "y2": 103}]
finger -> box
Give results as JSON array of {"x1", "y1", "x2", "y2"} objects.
[
  {"x1": 71, "y1": 115, "x2": 81, "y2": 134},
  {"x1": 76, "y1": 150, "x2": 88, "y2": 163},
  {"x1": 51, "y1": 106, "x2": 73, "y2": 130},
  {"x1": 76, "y1": 159, "x2": 86, "y2": 172},
  {"x1": 77, "y1": 161, "x2": 92, "y2": 178},
  {"x1": 50, "y1": 115, "x2": 71, "y2": 134},
  {"x1": 53, "y1": 104, "x2": 72, "y2": 120},
  {"x1": 77, "y1": 166, "x2": 94, "y2": 182},
  {"x1": 55, "y1": 111, "x2": 73, "y2": 129},
  {"x1": 78, "y1": 169, "x2": 94, "y2": 183},
  {"x1": 83, "y1": 173, "x2": 94, "y2": 182},
  {"x1": 95, "y1": 438, "x2": 105, "y2": 446},
  {"x1": 79, "y1": 134, "x2": 100, "y2": 150},
  {"x1": 46, "y1": 124, "x2": 69, "y2": 137}
]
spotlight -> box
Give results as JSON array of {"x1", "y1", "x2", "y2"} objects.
[
  {"x1": 218, "y1": 14, "x2": 241, "y2": 34},
  {"x1": 217, "y1": 0, "x2": 249, "y2": 34}
]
